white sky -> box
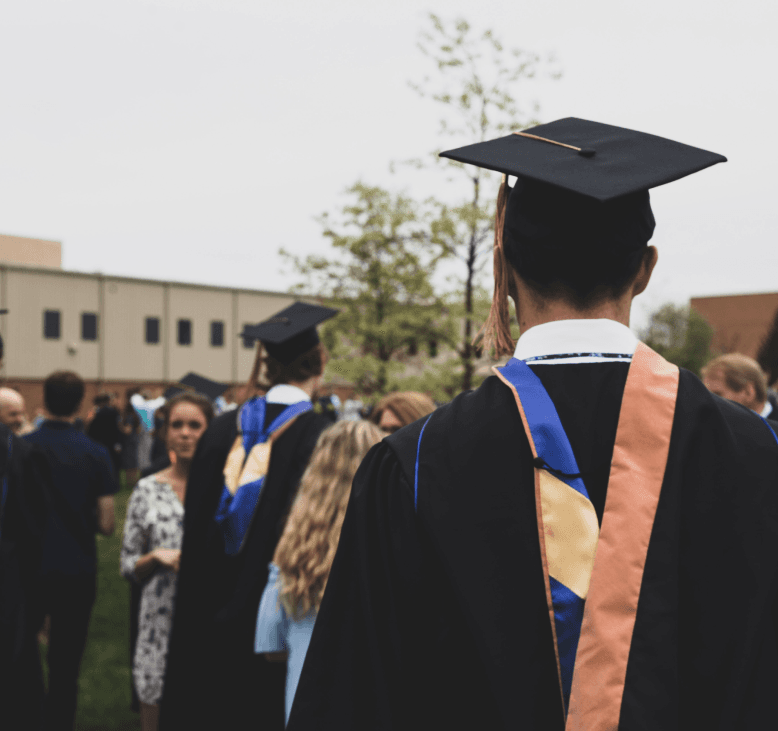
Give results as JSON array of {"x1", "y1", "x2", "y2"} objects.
[{"x1": 2, "y1": 0, "x2": 777, "y2": 330}]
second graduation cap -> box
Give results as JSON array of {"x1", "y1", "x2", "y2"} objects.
[
  {"x1": 164, "y1": 373, "x2": 230, "y2": 401},
  {"x1": 240, "y1": 302, "x2": 338, "y2": 365}
]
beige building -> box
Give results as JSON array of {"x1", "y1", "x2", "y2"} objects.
[{"x1": 0, "y1": 261, "x2": 311, "y2": 416}]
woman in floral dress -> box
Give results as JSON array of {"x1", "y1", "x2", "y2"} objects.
[{"x1": 121, "y1": 393, "x2": 214, "y2": 731}]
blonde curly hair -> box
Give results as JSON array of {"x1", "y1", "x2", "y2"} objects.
[{"x1": 273, "y1": 419, "x2": 384, "y2": 617}]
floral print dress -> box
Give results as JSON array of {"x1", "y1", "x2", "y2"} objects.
[{"x1": 120, "y1": 475, "x2": 184, "y2": 705}]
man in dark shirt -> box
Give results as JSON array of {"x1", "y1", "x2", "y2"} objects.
[{"x1": 25, "y1": 371, "x2": 118, "y2": 731}]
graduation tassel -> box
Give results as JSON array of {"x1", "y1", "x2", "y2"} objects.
[
  {"x1": 241, "y1": 340, "x2": 265, "y2": 403},
  {"x1": 476, "y1": 175, "x2": 516, "y2": 358}
]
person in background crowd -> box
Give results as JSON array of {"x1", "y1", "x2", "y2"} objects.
[
  {"x1": 255, "y1": 419, "x2": 384, "y2": 724},
  {"x1": 86, "y1": 392, "x2": 124, "y2": 478},
  {"x1": 149, "y1": 406, "x2": 169, "y2": 467},
  {"x1": 0, "y1": 332, "x2": 50, "y2": 731},
  {"x1": 702, "y1": 353, "x2": 778, "y2": 421},
  {"x1": 140, "y1": 404, "x2": 171, "y2": 479},
  {"x1": 121, "y1": 393, "x2": 214, "y2": 731},
  {"x1": 340, "y1": 397, "x2": 364, "y2": 421},
  {"x1": 313, "y1": 391, "x2": 340, "y2": 423},
  {"x1": 25, "y1": 371, "x2": 118, "y2": 731},
  {"x1": 131, "y1": 389, "x2": 166, "y2": 473},
  {"x1": 161, "y1": 303, "x2": 336, "y2": 731},
  {"x1": 0, "y1": 387, "x2": 28, "y2": 435},
  {"x1": 369, "y1": 391, "x2": 436, "y2": 435},
  {"x1": 32, "y1": 408, "x2": 46, "y2": 430},
  {"x1": 121, "y1": 389, "x2": 142, "y2": 488}
]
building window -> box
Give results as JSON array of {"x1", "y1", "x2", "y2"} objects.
[
  {"x1": 145, "y1": 317, "x2": 160, "y2": 344},
  {"x1": 43, "y1": 310, "x2": 60, "y2": 339},
  {"x1": 210, "y1": 320, "x2": 224, "y2": 347},
  {"x1": 242, "y1": 323, "x2": 256, "y2": 349},
  {"x1": 177, "y1": 319, "x2": 192, "y2": 346},
  {"x1": 82, "y1": 312, "x2": 98, "y2": 341}
]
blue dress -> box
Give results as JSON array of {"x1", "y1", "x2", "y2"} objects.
[{"x1": 255, "y1": 563, "x2": 317, "y2": 725}]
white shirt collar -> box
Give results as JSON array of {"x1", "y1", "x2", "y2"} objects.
[
  {"x1": 265, "y1": 384, "x2": 311, "y2": 405},
  {"x1": 513, "y1": 319, "x2": 638, "y2": 364},
  {"x1": 761, "y1": 401, "x2": 773, "y2": 419}
]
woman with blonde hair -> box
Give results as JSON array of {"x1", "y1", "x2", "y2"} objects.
[{"x1": 254, "y1": 419, "x2": 384, "y2": 724}]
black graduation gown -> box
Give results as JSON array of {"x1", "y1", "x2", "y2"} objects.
[
  {"x1": 0, "y1": 426, "x2": 50, "y2": 730},
  {"x1": 160, "y1": 405, "x2": 331, "y2": 731},
  {"x1": 287, "y1": 363, "x2": 778, "y2": 730}
]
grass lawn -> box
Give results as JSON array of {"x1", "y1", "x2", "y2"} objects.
[{"x1": 40, "y1": 481, "x2": 141, "y2": 731}]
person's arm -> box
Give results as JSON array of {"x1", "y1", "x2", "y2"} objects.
[
  {"x1": 120, "y1": 483, "x2": 180, "y2": 581},
  {"x1": 133, "y1": 547, "x2": 181, "y2": 580},
  {"x1": 96, "y1": 494, "x2": 115, "y2": 536}
]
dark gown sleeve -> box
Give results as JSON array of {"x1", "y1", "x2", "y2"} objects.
[{"x1": 287, "y1": 439, "x2": 427, "y2": 731}]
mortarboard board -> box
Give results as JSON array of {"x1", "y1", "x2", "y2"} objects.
[
  {"x1": 439, "y1": 117, "x2": 726, "y2": 203},
  {"x1": 164, "y1": 372, "x2": 229, "y2": 401},
  {"x1": 240, "y1": 302, "x2": 338, "y2": 365},
  {"x1": 441, "y1": 117, "x2": 727, "y2": 257}
]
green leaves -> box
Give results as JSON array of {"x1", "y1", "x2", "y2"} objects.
[
  {"x1": 284, "y1": 182, "x2": 457, "y2": 396},
  {"x1": 641, "y1": 303, "x2": 714, "y2": 376}
]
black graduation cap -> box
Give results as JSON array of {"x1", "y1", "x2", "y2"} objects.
[
  {"x1": 240, "y1": 302, "x2": 338, "y2": 365},
  {"x1": 164, "y1": 372, "x2": 229, "y2": 401},
  {"x1": 441, "y1": 117, "x2": 726, "y2": 256},
  {"x1": 439, "y1": 117, "x2": 726, "y2": 202}
]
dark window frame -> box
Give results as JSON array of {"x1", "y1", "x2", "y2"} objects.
[
  {"x1": 43, "y1": 310, "x2": 61, "y2": 340},
  {"x1": 81, "y1": 312, "x2": 98, "y2": 341},
  {"x1": 210, "y1": 320, "x2": 225, "y2": 348},
  {"x1": 177, "y1": 318, "x2": 192, "y2": 346},
  {"x1": 145, "y1": 317, "x2": 161, "y2": 345}
]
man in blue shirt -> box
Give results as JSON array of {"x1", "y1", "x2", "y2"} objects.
[{"x1": 25, "y1": 371, "x2": 118, "y2": 731}]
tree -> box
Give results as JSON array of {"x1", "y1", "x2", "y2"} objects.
[
  {"x1": 641, "y1": 303, "x2": 714, "y2": 376},
  {"x1": 409, "y1": 13, "x2": 560, "y2": 389},
  {"x1": 282, "y1": 182, "x2": 456, "y2": 396}
]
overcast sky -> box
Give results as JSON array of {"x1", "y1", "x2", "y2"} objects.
[{"x1": 2, "y1": 0, "x2": 776, "y2": 330}]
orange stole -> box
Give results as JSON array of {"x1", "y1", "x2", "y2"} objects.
[{"x1": 566, "y1": 343, "x2": 678, "y2": 730}]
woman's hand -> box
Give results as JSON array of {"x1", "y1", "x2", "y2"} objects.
[{"x1": 153, "y1": 548, "x2": 181, "y2": 572}]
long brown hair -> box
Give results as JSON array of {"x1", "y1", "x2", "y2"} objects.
[
  {"x1": 476, "y1": 175, "x2": 516, "y2": 358},
  {"x1": 273, "y1": 420, "x2": 384, "y2": 617}
]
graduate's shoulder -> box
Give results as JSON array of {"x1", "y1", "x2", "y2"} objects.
[
  {"x1": 293, "y1": 409, "x2": 332, "y2": 439},
  {"x1": 381, "y1": 375, "x2": 519, "y2": 486}
]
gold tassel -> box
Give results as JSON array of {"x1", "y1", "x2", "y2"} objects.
[{"x1": 475, "y1": 175, "x2": 516, "y2": 358}]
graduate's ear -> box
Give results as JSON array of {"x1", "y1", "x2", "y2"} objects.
[{"x1": 631, "y1": 246, "x2": 658, "y2": 298}]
